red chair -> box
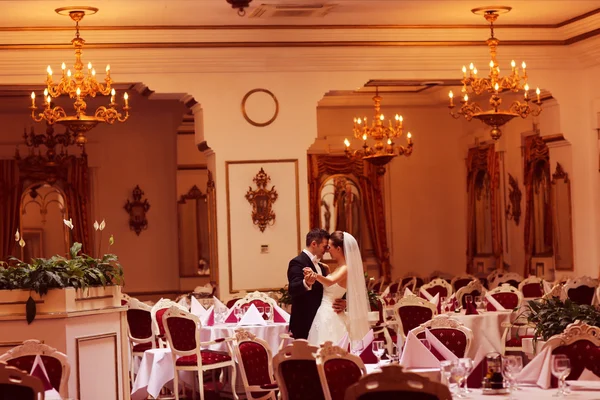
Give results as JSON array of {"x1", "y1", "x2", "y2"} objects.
[
  {"x1": 230, "y1": 291, "x2": 279, "y2": 321},
  {"x1": 485, "y1": 284, "x2": 523, "y2": 311},
  {"x1": 411, "y1": 315, "x2": 473, "y2": 359},
  {"x1": 518, "y1": 276, "x2": 544, "y2": 298},
  {"x1": 455, "y1": 280, "x2": 485, "y2": 309},
  {"x1": 273, "y1": 340, "x2": 324, "y2": 400},
  {"x1": 451, "y1": 275, "x2": 476, "y2": 293},
  {"x1": 392, "y1": 295, "x2": 436, "y2": 339},
  {"x1": 151, "y1": 298, "x2": 187, "y2": 347},
  {"x1": 489, "y1": 272, "x2": 523, "y2": 289},
  {"x1": 126, "y1": 297, "x2": 157, "y2": 384},
  {"x1": 232, "y1": 329, "x2": 278, "y2": 400},
  {"x1": 344, "y1": 364, "x2": 452, "y2": 400},
  {"x1": 316, "y1": 341, "x2": 366, "y2": 400},
  {"x1": 564, "y1": 276, "x2": 598, "y2": 305},
  {"x1": 0, "y1": 340, "x2": 69, "y2": 399},
  {"x1": 162, "y1": 306, "x2": 238, "y2": 400},
  {"x1": 419, "y1": 278, "x2": 453, "y2": 299},
  {"x1": 542, "y1": 322, "x2": 600, "y2": 380},
  {"x1": 0, "y1": 361, "x2": 44, "y2": 400}
]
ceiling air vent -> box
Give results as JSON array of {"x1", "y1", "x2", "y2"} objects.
[{"x1": 249, "y1": 3, "x2": 337, "y2": 18}]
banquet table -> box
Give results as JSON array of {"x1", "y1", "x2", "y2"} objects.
[
  {"x1": 448, "y1": 310, "x2": 513, "y2": 356},
  {"x1": 200, "y1": 322, "x2": 289, "y2": 354},
  {"x1": 466, "y1": 386, "x2": 600, "y2": 399}
]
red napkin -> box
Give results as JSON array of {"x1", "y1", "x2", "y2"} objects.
[
  {"x1": 225, "y1": 310, "x2": 238, "y2": 323},
  {"x1": 205, "y1": 310, "x2": 215, "y2": 326},
  {"x1": 359, "y1": 343, "x2": 378, "y2": 364},
  {"x1": 30, "y1": 356, "x2": 53, "y2": 391},
  {"x1": 466, "y1": 358, "x2": 486, "y2": 388},
  {"x1": 465, "y1": 301, "x2": 479, "y2": 315},
  {"x1": 273, "y1": 308, "x2": 286, "y2": 323}
]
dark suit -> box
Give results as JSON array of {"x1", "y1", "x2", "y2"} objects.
[{"x1": 287, "y1": 252, "x2": 328, "y2": 339}]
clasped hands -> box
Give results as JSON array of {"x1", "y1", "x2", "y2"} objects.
[{"x1": 303, "y1": 267, "x2": 346, "y2": 314}]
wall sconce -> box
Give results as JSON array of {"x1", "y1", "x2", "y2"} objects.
[{"x1": 124, "y1": 185, "x2": 150, "y2": 235}]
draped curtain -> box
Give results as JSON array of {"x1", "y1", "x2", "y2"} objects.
[
  {"x1": 307, "y1": 155, "x2": 392, "y2": 281},
  {"x1": 64, "y1": 155, "x2": 93, "y2": 255},
  {"x1": 465, "y1": 145, "x2": 502, "y2": 273},
  {"x1": 0, "y1": 160, "x2": 20, "y2": 260},
  {"x1": 523, "y1": 135, "x2": 551, "y2": 276}
]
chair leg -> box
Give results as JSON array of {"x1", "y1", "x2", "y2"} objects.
[
  {"x1": 129, "y1": 353, "x2": 135, "y2": 389},
  {"x1": 198, "y1": 367, "x2": 205, "y2": 400},
  {"x1": 230, "y1": 363, "x2": 238, "y2": 400},
  {"x1": 173, "y1": 367, "x2": 180, "y2": 400}
]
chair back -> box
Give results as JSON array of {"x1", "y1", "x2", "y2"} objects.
[
  {"x1": 316, "y1": 342, "x2": 366, "y2": 400},
  {"x1": 564, "y1": 276, "x2": 598, "y2": 305},
  {"x1": 489, "y1": 272, "x2": 523, "y2": 289},
  {"x1": 370, "y1": 278, "x2": 386, "y2": 293},
  {"x1": 162, "y1": 306, "x2": 201, "y2": 358},
  {"x1": 121, "y1": 292, "x2": 132, "y2": 306},
  {"x1": 0, "y1": 362, "x2": 44, "y2": 400},
  {"x1": 273, "y1": 340, "x2": 324, "y2": 400},
  {"x1": 393, "y1": 295, "x2": 436, "y2": 338},
  {"x1": 402, "y1": 274, "x2": 424, "y2": 289},
  {"x1": 542, "y1": 322, "x2": 600, "y2": 380},
  {"x1": 420, "y1": 278, "x2": 453, "y2": 299},
  {"x1": 411, "y1": 315, "x2": 473, "y2": 359},
  {"x1": 126, "y1": 297, "x2": 155, "y2": 343},
  {"x1": 518, "y1": 276, "x2": 544, "y2": 298},
  {"x1": 231, "y1": 291, "x2": 279, "y2": 321},
  {"x1": 455, "y1": 280, "x2": 485, "y2": 309},
  {"x1": 233, "y1": 329, "x2": 277, "y2": 399},
  {"x1": 344, "y1": 364, "x2": 452, "y2": 400},
  {"x1": 0, "y1": 339, "x2": 69, "y2": 398},
  {"x1": 150, "y1": 298, "x2": 187, "y2": 339},
  {"x1": 486, "y1": 284, "x2": 523, "y2": 311},
  {"x1": 450, "y1": 275, "x2": 476, "y2": 292}
]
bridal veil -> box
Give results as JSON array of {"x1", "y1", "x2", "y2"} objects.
[{"x1": 343, "y1": 231, "x2": 370, "y2": 341}]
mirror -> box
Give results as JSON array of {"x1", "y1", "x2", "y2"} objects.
[
  {"x1": 551, "y1": 163, "x2": 574, "y2": 270},
  {"x1": 177, "y1": 172, "x2": 218, "y2": 279},
  {"x1": 320, "y1": 175, "x2": 362, "y2": 245},
  {"x1": 531, "y1": 159, "x2": 553, "y2": 256},
  {"x1": 19, "y1": 183, "x2": 70, "y2": 258}
]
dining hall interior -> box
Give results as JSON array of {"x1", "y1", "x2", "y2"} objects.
[{"x1": 0, "y1": 0, "x2": 600, "y2": 399}]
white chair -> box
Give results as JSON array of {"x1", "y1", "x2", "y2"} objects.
[
  {"x1": 125, "y1": 297, "x2": 156, "y2": 384},
  {"x1": 231, "y1": 291, "x2": 279, "y2": 322},
  {"x1": 410, "y1": 315, "x2": 473, "y2": 359},
  {"x1": 150, "y1": 298, "x2": 188, "y2": 347},
  {"x1": 232, "y1": 329, "x2": 278, "y2": 400},
  {"x1": 518, "y1": 276, "x2": 545, "y2": 298},
  {"x1": 455, "y1": 280, "x2": 485, "y2": 309},
  {"x1": 392, "y1": 295, "x2": 437, "y2": 339},
  {"x1": 489, "y1": 272, "x2": 523, "y2": 289},
  {"x1": 162, "y1": 306, "x2": 238, "y2": 400},
  {"x1": 451, "y1": 274, "x2": 477, "y2": 292},
  {"x1": 486, "y1": 283, "x2": 524, "y2": 311},
  {"x1": 0, "y1": 361, "x2": 44, "y2": 400},
  {"x1": 316, "y1": 341, "x2": 366, "y2": 400},
  {"x1": 0, "y1": 339, "x2": 70, "y2": 399},
  {"x1": 273, "y1": 340, "x2": 323, "y2": 400},
  {"x1": 564, "y1": 276, "x2": 599, "y2": 305},
  {"x1": 420, "y1": 278, "x2": 453, "y2": 299}
]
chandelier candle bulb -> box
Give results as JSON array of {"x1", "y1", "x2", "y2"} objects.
[
  {"x1": 536, "y1": 87, "x2": 541, "y2": 102},
  {"x1": 30, "y1": 92, "x2": 35, "y2": 107},
  {"x1": 110, "y1": 88, "x2": 115, "y2": 104},
  {"x1": 463, "y1": 65, "x2": 467, "y2": 77},
  {"x1": 124, "y1": 92, "x2": 129, "y2": 107},
  {"x1": 344, "y1": 138, "x2": 350, "y2": 147}
]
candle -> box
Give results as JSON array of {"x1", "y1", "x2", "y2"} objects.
[
  {"x1": 362, "y1": 134, "x2": 367, "y2": 141},
  {"x1": 524, "y1": 84, "x2": 529, "y2": 99},
  {"x1": 111, "y1": 88, "x2": 115, "y2": 103},
  {"x1": 462, "y1": 65, "x2": 467, "y2": 78},
  {"x1": 46, "y1": 66, "x2": 52, "y2": 77},
  {"x1": 449, "y1": 90, "x2": 454, "y2": 106},
  {"x1": 106, "y1": 65, "x2": 110, "y2": 77},
  {"x1": 30, "y1": 92, "x2": 35, "y2": 107},
  {"x1": 344, "y1": 138, "x2": 350, "y2": 148},
  {"x1": 407, "y1": 132, "x2": 412, "y2": 144},
  {"x1": 124, "y1": 92, "x2": 129, "y2": 107},
  {"x1": 536, "y1": 87, "x2": 541, "y2": 102}
]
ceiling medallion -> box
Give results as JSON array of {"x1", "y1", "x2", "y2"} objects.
[
  {"x1": 448, "y1": 6, "x2": 543, "y2": 141},
  {"x1": 30, "y1": 6, "x2": 130, "y2": 146},
  {"x1": 344, "y1": 88, "x2": 413, "y2": 175}
]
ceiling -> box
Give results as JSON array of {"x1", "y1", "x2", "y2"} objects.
[{"x1": 0, "y1": 1, "x2": 596, "y2": 27}]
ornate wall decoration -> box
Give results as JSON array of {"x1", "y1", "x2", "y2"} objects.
[
  {"x1": 506, "y1": 173, "x2": 522, "y2": 225},
  {"x1": 245, "y1": 168, "x2": 278, "y2": 232},
  {"x1": 124, "y1": 185, "x2": 150, "y2": 236},
  {"x1": 241, "y1": 89, "x2": 279, "y2": 127}
]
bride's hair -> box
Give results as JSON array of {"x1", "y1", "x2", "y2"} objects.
[{"x1": 330, "y1": 231, "x2": 344, "y2": 254}]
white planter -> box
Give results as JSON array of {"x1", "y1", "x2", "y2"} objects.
[
  {"x1": 368, "y1": 311, "x2": 380, "y2": 324},
  {"x1": 0, "y1": 285, "x2": 122, "y2": 316}
]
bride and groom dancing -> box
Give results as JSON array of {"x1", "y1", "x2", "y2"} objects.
[{"x1": 287, "y1": 228, "x2": 370, "y2": 346}]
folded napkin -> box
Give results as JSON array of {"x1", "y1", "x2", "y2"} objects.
[
  {"x1": 213, "y1": 296, "x2": 228, "y2": 311},
  {"x1": 485, "y1": 293, "x2": 506, "y2": 311},
  {"x1": 465, "y1": 301, "x2": 479, "y2": 315},
  {"x1": 425, "y1": 329, "x2": 458, "y2": 362},
  {"x1": 420, "y1": 287, "x2": 433, "y2": 300},
  {"x1": 578, "y1": 368, "x2": 600, "y2": 381},
  {"x1": 177, "y1": 296, "x2": 190, "y2": 310},
  {"x1": 516, "y1": 346, "x2": 553, "y2": 389},
  {"x1": 466, "y1": 334, "x2": 498, "y2": 389},
  {"x1": 273, "y1": 304, "x2": 290, "y2": 323},
  {"x1": 420, "y1": 289, "x2": 441, "y2": 315},
  {"x1": 30, "y1": 355, "x2": 53, "y2": 391},
  {"x1": 224, "y1": 304, "x2": 239, "y2": 323},
  {"x1": 399, "y1": 331, "x2": 440, "y2": 369},
  {"x1": 356, "y1": 329, "x2": 377, "y2": 364},
  {"x1": 239, "y1": 304, "x2": 267, "y2": 326},
  {"x1": 404, "y1": 288, "x2": 414, "y2": 298},
  {"x1": 191, "y1": 296, "x2": 213, "y2": 325},
  {"x1": 44, "y1": 389, "x2": 62, "y2": 400},
  {"x1": 543, "y1": 280, "x2": 555, "y2": 295},
  {"x1": 337, "y1": 333, "x2": 350, "y2": 351}
]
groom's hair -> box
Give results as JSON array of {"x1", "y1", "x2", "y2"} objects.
[{"x1": 306, "y1": 228, "x2": 330, "y2": 247}]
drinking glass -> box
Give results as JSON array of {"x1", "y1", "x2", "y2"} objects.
[
  {"x1": 265, "y1": 305, "x2": 273, "y2": 321},
  {"x1": 474, "y1": 296, "x2": 483, "y2": 311},
  {"x1": 510, "y1": 355, "x2": 523, "y2": 391},
  {"x1": 482, "y1": 296, "x2": 489, "y2": 311},
  {"x1": 440, "y1": 360, "x2": 453, "y2": 387},
  {"x1": 450, "y1": 361, "x2": 467, "y2": 398},
  {"x1": 458, "y1": 358, "x2": 474, "y2": 394},
  {"x1": 551, "y1": 355, "x2": 571, "y2": 397},
  {"x1": 234, "y1": 306, "x2": 243, "y2": 322},
  {"x1": 372, "y1": 340, "x2": 385, "y2": 367},
  {"x1": 257, "y1": 306, "x2": 265, "y2": 319},
  {"x1": 465, "y1": 295, "x2": 473, "y2": 306},
  {"x1": 351, "y1": 340, "x2": 364, "y2": 357},
  {"x1": 440, "y1": 297, "x2": 448, "y2": 312},
  {"x1": 502, "y1": 356, "x2": 521, "y2": 399}
]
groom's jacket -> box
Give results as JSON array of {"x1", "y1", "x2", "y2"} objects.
[{"x1": 287, "y1": 252, "x2": 328, "y2": 340}]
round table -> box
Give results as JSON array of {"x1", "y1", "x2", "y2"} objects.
[{"x1": 201, "y1": 322, "x2": 289, "y2": 354}]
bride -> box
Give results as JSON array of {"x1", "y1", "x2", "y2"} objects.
[{"x1": 304, "y1": 231, "x2": 370, "y2": 345}]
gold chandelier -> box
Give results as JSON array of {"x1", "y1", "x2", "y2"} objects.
[
  {"x1": 448, "y1": 6, "x2": 542, "y2": 141},
  {"x1": 344, "y1": 88, "x2": 413, "y2": 175},
  {"x1": 30, "y1": 7, "x2": 130, "y2": 146}
]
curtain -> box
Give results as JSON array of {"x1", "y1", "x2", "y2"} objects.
[
  {"x1": 465, "y1": 145, "x2": 502, "y2": 273},
  {"x1": 64, "y1": 155, "x2": 93, "y2": 255},
  {"x1": 0, "y1": 160, "x2": 20, "y2": 261},
  {"x1": 307, "y1": 155, "x2": 392, "y2": 281}
]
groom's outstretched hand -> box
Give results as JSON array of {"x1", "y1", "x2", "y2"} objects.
[
  {"x1": 303, "y1": 267, "x2": 316, "y2": 287},
  {"x1": 333, "y1": 299, "x2": 346, "y2": 314}
]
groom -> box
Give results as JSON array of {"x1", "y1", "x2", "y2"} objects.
[{"x1": 287, "y1": 228, "x2": 345, "y2": 339}]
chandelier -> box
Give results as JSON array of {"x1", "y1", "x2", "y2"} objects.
[
  {"x1": 30, "y1": 6, "x2": 130, "y2": 146},
  {"x1": 448, "y1": 6, "x2": 542, "y2": 141},
  {"x1": 344, "y1": 88, "x2": 413, "y2": 175}
]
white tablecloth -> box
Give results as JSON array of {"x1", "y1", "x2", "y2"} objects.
[
  {"x1": 466, "y1": 386, "x2": 600, "y2": 399},
  {"x1": 448, "y1": 311, "x2": 512, "y2": 356},
  {"x1": 201, "y1": 322, "x2": 289, "y2": 355}
]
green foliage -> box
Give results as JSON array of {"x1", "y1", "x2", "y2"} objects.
[
  {"x1": 277, "y1": 285, "x2": 292, "y2": 305},
  {"x1": 0, "y1": 242, "x2": 124, "y2": 296},
  {"x1": 525, "y1": 297, "x2": 600, "y2": 345}
]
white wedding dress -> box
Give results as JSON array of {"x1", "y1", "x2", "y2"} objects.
[{"x1": 307, "y1": 282, "x2": 348, "y2": 346}]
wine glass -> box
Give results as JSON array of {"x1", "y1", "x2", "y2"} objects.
[
  {"x1": 502, "y1": 356, "x2": 521, "y2": 399},
  {"x1": 465, "y1": 295, "x2": 473, "y2": 307},
  {"x1": 510, "y1": 355, "x2": 523, "y2": 391},
  {"x1": 458, "y1": 358, "x2": 474, "y2": 394},
  {"x1": 351, "y1": 340, "x2": 364, "y2": 357},
  {"x1": 265, "y1": 305, "x2": 273, "y2": 321},
  {"x1": 440, "y1": 297, "x2": 448, "y2": 312},
  {"x1": 234, "y1": 306, "x2": 243, "y2": 322},
  {"x1": 551, "y1": 355, "x2": 571, "y2": 397},
  {"x1": 440, "y1": 360, "x2": 453, "y2": 387},
  {"x1": 474, "y1": 296, "x2": 483, "y2": 311},
  {"x1": 257, "y1": 306, "x2": 265, "y2": 319},
  {"x1": 372, "y1": 340, "x2": 385, "y2": 367},
  {"x1": 450, "y1": 361, "x2": 467, "y2": 398},
  {"x1": 482, "y1": 296, "x2": 489, "y2": 311}
]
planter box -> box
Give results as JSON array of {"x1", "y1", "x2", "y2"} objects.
[{"x1": 0, "y1": 285, "x2": 122, "y2": 316}]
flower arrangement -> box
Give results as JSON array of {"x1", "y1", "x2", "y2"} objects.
[{"x1": 0, "y1": 219, "x2": 123, "y2": 323}]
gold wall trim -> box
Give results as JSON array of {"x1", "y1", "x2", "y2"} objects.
[
  {"x1": 75, "y1": 332, "x2": 119, "y2": 400},
  {"x1": 177, "y1": 164, "x2": 207, "y2": 170},
  {"x1": 0, "y1": 35, "x2": 598, "y2": 51},
  {"x1": 226, "y1": 159, "x2": 301, "y2": 294},
  {"x1": 74, "y1": 295, "x2": 113, "y2": 302}
]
